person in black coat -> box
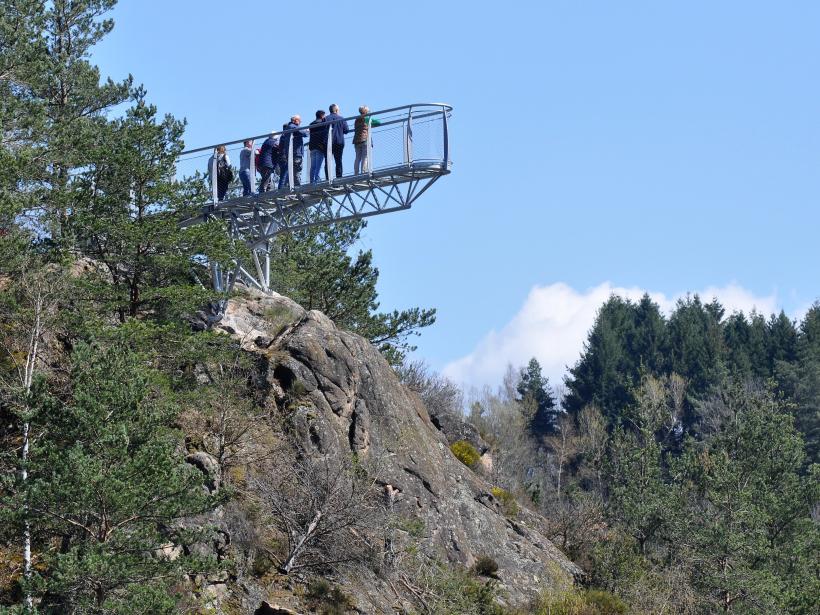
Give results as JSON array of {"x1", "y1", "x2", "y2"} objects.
[
  {"x1": 258, "y1": 132, "x2": 279, "y2": 193},
  {"x1": 278, "y1": 115, "x2": 308, "y2": 189},
  {"x1": 308, "y1": 110, "x2": 329, "y2": 183},
  {"x1": 325, "y1": 104, "x2": 349, "y2": 178}
]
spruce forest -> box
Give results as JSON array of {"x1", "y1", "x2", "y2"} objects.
[{"x1": 0, "y1": 2, "x2": 818, "y2": 614}]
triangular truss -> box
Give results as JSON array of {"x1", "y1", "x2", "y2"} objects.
[{"x1": 181, "y1": 162, "x2": 449, "y2": 293}]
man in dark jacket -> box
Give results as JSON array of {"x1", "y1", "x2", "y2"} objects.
[
  {"x1": 278, "y1": 115, "x2": 309, "y2": 189},
  {"x1": 258, "y1": 132, "x2": 279, "y2": 193},
  {"x1": 325, "y1": 103, "x2": 349, "y2": 178},
  {"x1": 308, "y1": 110, "x2": 328, "y2": 183}
]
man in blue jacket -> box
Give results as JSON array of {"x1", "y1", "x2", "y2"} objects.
[
  {"x1": 258, "y1": 132, "x2": 279, "y2": 193},
  {"x1": 326, "y1": 103, "x2": 349, "y2": 178},
  {"x1": 278, "y1": 115, "x2": 309, "y2": 189}
]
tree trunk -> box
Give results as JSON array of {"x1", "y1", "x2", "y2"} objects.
[{"x1": 280, "y1": 510, "x2": 322, "y2": 574}]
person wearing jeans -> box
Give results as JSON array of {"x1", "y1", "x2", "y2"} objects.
[
  {"x1": 239, "y1": 140, "x2": 253, "y2": 196},
  {"x1": 353, "y1": 105, "x2": 381, "y2": 174},
  {"x1": 325, "y1": 103, "x2": 349, "y2": 178},
  {"x1": 308, "y1": 110, "x2": 328, "y2": 183},
  {"x1": 278, "y1": 116, "x2": 308, "y2": 189}
]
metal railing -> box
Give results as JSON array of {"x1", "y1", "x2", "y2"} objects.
[{"x1": 176, "y1": 103, "x2": 452, "y2": 204}]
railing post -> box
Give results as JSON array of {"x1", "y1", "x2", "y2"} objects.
[
  {"x1": 210, "y1": 261, "x2": 222, "y2": 293},
  {"x1": 211, "y1": 147, "x2": 219, "y2": 204},
  {"x1": 405, "y1": 108, "x2": 413, "y2": 165},
  {"x1": 367, "y1": 116, "x2": 373, "y2": 174},
  {"x1": 249, "y1": 139, "x2": 256, "y2": 194},
  {"x1": 288, "y1": 133, "x2": 295, "y2": 191},
  {"x1": 326, "y1": 120, "x2": 333, "y2": 182},
  {"x1": 442, "y1": 107, "x2": 449, "y2": 167}
]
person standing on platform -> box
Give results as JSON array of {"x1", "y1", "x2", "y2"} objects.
[
  {"x1": 353, "y1": 105, "x2": 381, "y2": 174},
  {"x1": 239, "y1": 139, "x2": 254, "y2": 196},
  {"x1": 206, "y1": 145, "x2": 232, "y2": 201},
  {"x1": 278, "y1": 115, "x2": 308, "y2": 189},
  {"x1": 258, "y1": 132, "x2": 278, "y2": 193},
  {"x1": 308, "y1": 110, "x2": 328, "y2": 184},
  {"x1": 326, "y1": 104, "x2": 349, "y2": 178}
]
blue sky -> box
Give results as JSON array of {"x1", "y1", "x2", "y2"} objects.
[{"x1": 94, "y1": 1, "x2": 820, "y2": 390}]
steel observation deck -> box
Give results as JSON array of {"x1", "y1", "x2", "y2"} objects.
[{"x1": 179, "y1": 103, "x2": 452, "y2": 294}]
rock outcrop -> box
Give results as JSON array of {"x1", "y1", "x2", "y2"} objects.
[{"x1": 205, "y1": 289, "x2": 581, "y2": 612}]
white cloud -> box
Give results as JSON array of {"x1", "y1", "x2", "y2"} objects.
[{"x1": 442, "y1": 282, "x2": 779, "y2": 393}]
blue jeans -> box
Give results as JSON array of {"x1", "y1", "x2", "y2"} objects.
[
  {"x1": 310, "y1": 150, "x2": 326, "y2": 183},
  {"x1": 278, "y1": 157, "x2": 303, "y2": 189},
  {"x1": 239, "y1": 169, "x2": 252, "y2": 196}
]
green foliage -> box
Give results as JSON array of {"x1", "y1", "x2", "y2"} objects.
[
  {"x1": 516, "y1": 357, "x2": 558, "y2": 437},
  {"x1": 450, "y1": 440, "x2": 481, "y2": 468},
  {"x1": 3, "y1": 342, "x2": 222, "y2": 612},
  {"x1": 565, "y1": 294, "x2": 667, "y2": 425},
  {"x1": 267, "y1": 221, "x2": 435, "y2": 365},
  {"x1": 305, "y1": 579, "x2": 355, "y2": 615},
  {"x1": 490, "y1": 487, "x2": 519, "y2": 517},
  {"x1": 262, "y1": 304, "x2": 301, "y2": 335},
  {"x1": 68, "y1": 90, "x2": 234, "y2": 323},
  {"x1": 668, "y1": 383, "x2": 819, "y2": 613},
  {"x1": 425, "y1": 565, "x2": 505, "y2": 615},
  {"x1": 528, "y1": 588, "x2": 627, "y2": 615}
]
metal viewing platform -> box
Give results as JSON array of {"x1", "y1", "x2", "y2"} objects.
[{"x1": 179, "y1": 103, "x2": 452, "y2": 294}]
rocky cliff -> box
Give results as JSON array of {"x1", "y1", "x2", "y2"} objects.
[{"x1": 194, "y1": 289, "x2": 581, "y2": 613}]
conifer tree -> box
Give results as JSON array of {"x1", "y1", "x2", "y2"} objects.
[
  {"x1": 27, "y1": 0, "x2": 132, "y2": 244},
  {"x1": 516, "y1": 357, "x2": 558, "y2": 437},
  {"x1": 665, "y1": 296, "x2": 726, "y2": 430},
  {"x1": 672, "y1": 383, "x2": 819, "y2": 613},
  {"x1": 8, "y1": 343, "x2": 219, "y2": 613},
  {"x1": 68, "y1": 90, "x2": 233, "y2": 324}
]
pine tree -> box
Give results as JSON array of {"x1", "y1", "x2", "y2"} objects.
[
  {"x1": 766, "y1": 310, "x2": 798, "y2": 369},
  {"x1": 9, "y1": 343, "x2": 220, "y2": 613},
  {"x1": 665, "y1": 296, "x2": 727, "y2": 430},
  {"x1": 564, "y1": 295, "x2": 666, "y2": 426},
  {"x1": 672, "y1": 383, "x2": 819, "y2": 613},
  {"x1": 775, "y1": 304, "x2": 820, "y2": 465},
  {"x1": 26, "y1": 0, "x2": 132, "y2": 244},
  {"x1": 516, "y1": 357, "x2": 558, "y2": 437},
  {"x1": 68, "y1": 90, "x2": 233, "y2": 324}
]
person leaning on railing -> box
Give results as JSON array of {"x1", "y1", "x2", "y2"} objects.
[
  {"x1": 353, "y1": 105, "x2": 381, "y2": 174},
  {"x1": 206, "y1": 145, "x2": 232, "y2": 201},
  {"x1": 326, "y1": 104, "x2": 349, "y2": 178},
  {"x1": 308, "y1": 110, "x2": 329, "y2": 184},
  {"x1": 239, "y1": 140, "x2": 254, "y2": 196},
  {"x1": 278, "y1": 115, "x2": 309, "y2": 189},
  {"x1": 258, "y1": 132, "x2": 279, "y2": 193}
]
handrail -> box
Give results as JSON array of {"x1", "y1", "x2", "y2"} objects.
[{"x1": 179, "y1": 102, "x2": 453, "y2": 157}]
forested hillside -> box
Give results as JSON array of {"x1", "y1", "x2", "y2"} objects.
[
  {"x1": 1, "y1": 2, "x2": 818, "y2": 614},
  {"x1": 459, "y1": 295, "x2": 820, "y2": 613}
]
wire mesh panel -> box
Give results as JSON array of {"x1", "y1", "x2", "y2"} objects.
[
  {"x1": 176, "y1": 104, "x2": 451, "y2": 205},
  {"x1": 175, "y1": 104, "x2": 452, "y2": 294}
]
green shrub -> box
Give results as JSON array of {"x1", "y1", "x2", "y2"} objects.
[
  {"x1": 491, "y1": 486, "x2": 519, "y2": 517},
  {"x1": 583, "y1": 589, "x2": 628, "y2": 614},
  {"x1": 305, "y1": 579, "x2": 355, "y2": 615},
  {"x1": 262, "y1": 304, "x2": 299, "y2": 335},
  {"x1": 450, "y1": 440, "x2": 481, "y2": 468},
  {"x1": 427, "y1": 565, "x2": 506, "y2": 615},
  {"x1": 529, "y1": 588, "x2": 627, "y2": 615},
  {"x1": 473, "y1": 555, "x2": 499, "y2": 578}
]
